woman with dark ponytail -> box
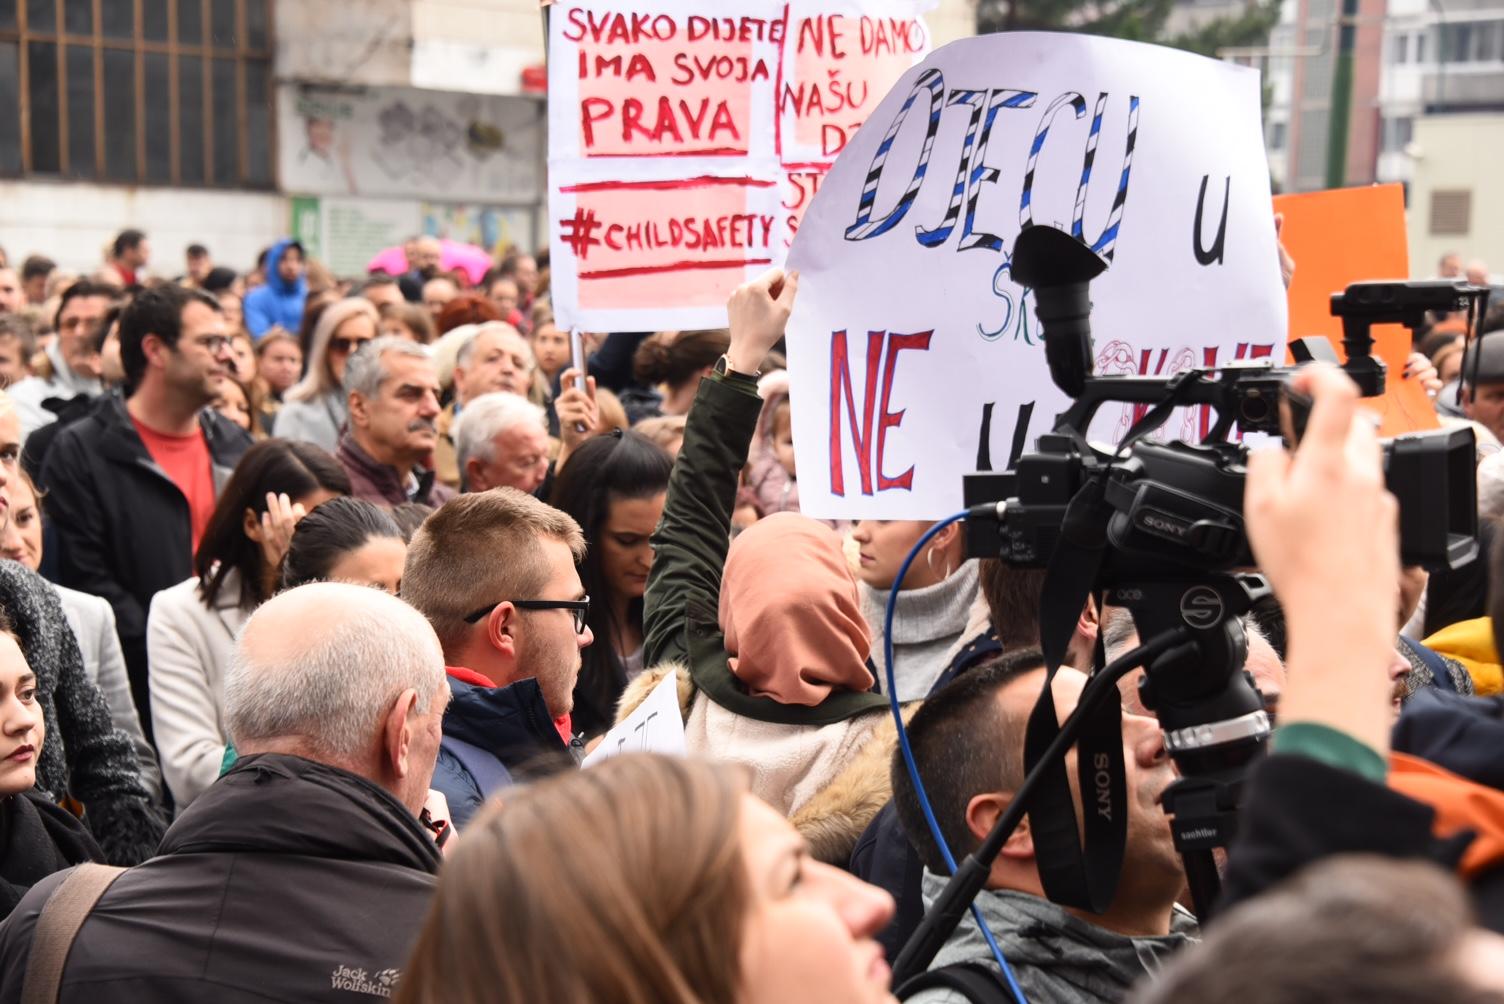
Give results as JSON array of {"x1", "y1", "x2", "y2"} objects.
[{"x1": 632, "y1": 329, "x2": 730, "y2": 417}]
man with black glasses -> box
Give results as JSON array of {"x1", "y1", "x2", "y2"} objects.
[
  {"x1": 42, "y1": 284, "x2": 252, "y2": 739},
  {"x1": 400, "y1": 488, "x2": 593, "y2": 828}
]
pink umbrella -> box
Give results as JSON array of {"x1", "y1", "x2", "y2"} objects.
[{"x1": 366, "y1": 239, "x2": 494, "y2": 286}]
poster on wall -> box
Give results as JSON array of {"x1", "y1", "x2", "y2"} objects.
[
  {"x1": 279, "y1": 84, "x2": 545, "y2": 204},
  {"x1": 420, "y1": 203, "x2": 539, "y2": 260},
  {"x1": 291, "y1": 196, "x2": 422, "y2": 278},
  {"x1": 292, "y1": 197, "x2": 538, "y2": 278},
  {"x1": 546, "y1": 0, "x2": 935, "y2": 332},
  {"x1": 782, "y1": 32, "x2": 1286, "y2": 520}
]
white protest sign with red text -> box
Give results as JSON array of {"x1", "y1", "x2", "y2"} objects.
[
  {"x1": 784, "y1": 32, "x2": 1286, "y2": 519},
  {"x1": 547, "y1": 0, "x2": 934, "y2": 332}
]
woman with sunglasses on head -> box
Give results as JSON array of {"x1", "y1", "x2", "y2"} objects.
[
  {"x1": 272, "y1": 298, "x2": 378, "y2": 453},
  {"x1": 147, "y1": 439, "x2": 349, "y2": 809}
]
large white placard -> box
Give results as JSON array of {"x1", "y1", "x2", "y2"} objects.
[
  {"x1": 784, "y1": 32, "x2": 1287, "y2": 519},
  {"x1": 546, "y1": 0, "x2": 934, "y2": 332}
]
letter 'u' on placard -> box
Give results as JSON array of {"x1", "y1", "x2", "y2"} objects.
[{"x1": 784, "y1": 32, "x2": 1286, "y2": 520}]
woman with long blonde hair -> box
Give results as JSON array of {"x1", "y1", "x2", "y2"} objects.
[
  {"x1": 395, "y1": 754, "x2": 897, "y2": 1004},
  {"x1": 271, "y1": 298, "x2": 378, "y2": 453}
]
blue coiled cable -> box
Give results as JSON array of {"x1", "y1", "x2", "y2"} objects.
[{"x1": 882, "y1": 511, "x2": 1028, "y2": 1004}]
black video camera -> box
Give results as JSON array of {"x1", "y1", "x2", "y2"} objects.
[
  {"x1": 963, "y1": 225, "x2": 1483, "y2": 577},
  {"x1": 891, "y1": 227, "x2": 1491, "y2": 979}
]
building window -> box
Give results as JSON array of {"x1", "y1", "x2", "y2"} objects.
[
  {"x1": 1381, "y1": 116, "x2": 1413, "y2": 154},
  {"x1": 1430, "y1": 189, "x2": 1472, "y2": 237},
  {"x1": 1439, "y1": 19, "x2": 1504, "y2": 64},
  {"x1": 1268, "y1": 121, "x2": 1288, "y2": 150},
  {"x1": 1389, "y1": 32, "x2": 1409, "y2": 64},
  {"x1": 1415, "y1": 30, "x2": 1428, "y2": 63},
  {"x1": 0, "y1": 0, "x2": 273, "y2": 188}
]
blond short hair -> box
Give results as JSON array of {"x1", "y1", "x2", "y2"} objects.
[{"x1": 401, "y1": 488, "x2": 585, "y2": 657}]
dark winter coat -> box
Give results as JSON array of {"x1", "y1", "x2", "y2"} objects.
[
  {"x1": 0, "y1": 754, "x2": 441, "y2": 1003},
  {"x1": 40, "y1": 394, "x2": 251, "y2": 728},
  {"x1": 0, "y1": 791, "x2": 104, "y2": 918},
  {"x1": 0, "y1": 561, "x2": 163, "y2": 865},
  {"x1": 431, "y1": 673, "x2": 579, "y2": 829}
]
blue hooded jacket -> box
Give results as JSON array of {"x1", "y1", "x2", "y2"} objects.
[
  {"x1": 243, "y1": 239, "x2": 308, "y2": 339},
  {"x1": 431, "y1": 674, "x2": 582, "y2": 829}
]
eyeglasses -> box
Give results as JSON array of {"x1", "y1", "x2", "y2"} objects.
[
  {"x1": 193, "y1": 334, "x2": 234, "y2": 355},
  {"x1": 329, "y1": 336, "x2": 373, "y2": 355},
  {"x1": 463, "y1": 596, "x2": 591, "y2": 634}
]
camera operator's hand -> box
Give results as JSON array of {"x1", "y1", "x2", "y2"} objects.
[
  {"x1": 1246, "y1": 363, "x2": 1399, "y2": 755},
  {"x1": 726, "y1": 268, "x2": 798, "y2": 375}
]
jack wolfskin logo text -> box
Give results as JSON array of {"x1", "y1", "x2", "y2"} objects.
[{"x1": 330, "y1": 965, "x2": 399, "y2": 998}]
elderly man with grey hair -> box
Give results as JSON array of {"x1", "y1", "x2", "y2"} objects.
[
  {"x1": 434, "y1": 321, "x2": 535, "y2": 488},
  {"x1": 0, "y1": 582, "x2": 453, "y2": 1002},
  {"x1": 454, "y1": 391, "x2": 551, "y2": 494},
  {"x1": 336, "y1": 334, "x2": 454, "y2": 507}
]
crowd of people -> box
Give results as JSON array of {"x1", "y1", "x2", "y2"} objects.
[{"x1": 0, "y1": 226, "x2": 1500, "y2": 1003}]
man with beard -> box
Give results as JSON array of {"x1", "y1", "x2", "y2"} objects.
[
  {"x1": 336, "y1": 337, "x2": 454, "y2": 507},
  {"x1": 400, "y1": 488, "x2": 593, "y2": 828}
]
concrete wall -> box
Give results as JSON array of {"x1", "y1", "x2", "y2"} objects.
[
  {"x1": 275, "y1": 0, "x2": 415, "y2": 88},
  {"x1": 0, "y1": 181, "x2": 287, "y2": 275},
  {"x1": 929, "y1": 0, "x2": 981, "y2": 45},
  {"x1": 1406, "y1": 113, "x2": 1504, "y2": 279},
  {"x1": 405, "y1": 0, "x2": 978, "y2": 94},
  {"x1": 411, "y1": 0, "x2": 546, "y2": 95}
]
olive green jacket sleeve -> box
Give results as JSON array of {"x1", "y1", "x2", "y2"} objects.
[
  {"x1": 643, "y1": 373, "x2": 763, "y2": 671},
  {"x1": 643, "y1": 374, "x2": 893, "y2": 728}
]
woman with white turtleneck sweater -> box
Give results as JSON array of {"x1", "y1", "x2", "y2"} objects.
[{"x1": 851, "y1": 520, "x2": 984, "y2": 701}]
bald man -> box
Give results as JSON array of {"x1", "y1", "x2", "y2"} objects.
[{"x1": 0, "y1": 583, "x2": 453, "y2": 1003}]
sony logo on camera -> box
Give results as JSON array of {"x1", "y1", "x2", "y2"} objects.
[{"x1": 1136, "y1": 508, "x2": 1190, "y2": 540}]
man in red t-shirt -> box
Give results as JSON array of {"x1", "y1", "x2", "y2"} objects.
[
  {"x1": 42, "y1": 284, "x2": 251, "y2": 736},
  {"x1": 124, "y1": 290, "x2": 233, "y2": 550},
  {"x1": 110, "y1": 229, "x2": 149, "y2": 288}
]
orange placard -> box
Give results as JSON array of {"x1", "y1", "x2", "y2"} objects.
[{"x1": 1273, "y1": 184, "x2": 1438, "y2": 436}]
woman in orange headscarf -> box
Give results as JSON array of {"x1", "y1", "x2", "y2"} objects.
[{"x1": 618, "y1": 269, "x2": 901, "y2": 865}]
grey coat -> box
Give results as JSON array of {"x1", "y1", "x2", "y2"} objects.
[
  {"x1": 270, "y1": 392, "x2": 344, "y2": 454},
  {"x1": 905, "y1": 872, "x2": 1199, "y2": 1004}
]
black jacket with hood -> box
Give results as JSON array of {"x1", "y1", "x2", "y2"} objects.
[{"x1": 0, "y1": 753, "x2": 441, "y2": 1003}]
